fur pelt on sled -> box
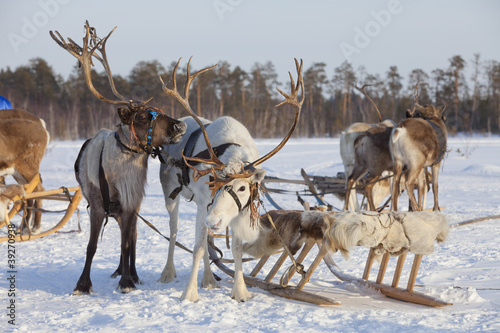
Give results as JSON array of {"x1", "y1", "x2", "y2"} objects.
[
  {"x1": 242, "y1": 210, "x2": 336, "y2": 258},
  {"x1": 326, "y1": 210, "x2": 449, "y2": 259}
]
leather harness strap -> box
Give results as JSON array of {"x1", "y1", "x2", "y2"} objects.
[{"x1": 168, "y1": 125, "x2": 240, "y2": 200}]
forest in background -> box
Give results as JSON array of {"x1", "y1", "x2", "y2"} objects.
[{"x1": 1, "y1": 54, "x2": 499, "y2": 140}]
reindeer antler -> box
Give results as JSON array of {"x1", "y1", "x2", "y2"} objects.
[
  {"x1": 160, "y1": 57, "x2": 220, "y2": 181},
  {"x1": 162, "y1": 58, "x2": 304, "y2": 197},
  {"x1": 354, "y1": 83, "x2": 382, "y2": 123},
  {"x1": 407, "y1": 80, "x2": 421, "y2": 117},
  {"x1": 248, "y1": 58, "x2": 304, "y2": 168},
  {"x1": 50, "y1": 21, "x2": 146, "y2": 107}
]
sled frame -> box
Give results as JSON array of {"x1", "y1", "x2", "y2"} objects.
[
  {"x1": 209, "y1": 232, "x2": 452, "y2": 307},
  {"x1": 0, "y1": 174, "x2": 82, "y2": 242}
]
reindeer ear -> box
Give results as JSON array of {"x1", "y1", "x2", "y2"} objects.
[
  {"x1": 438, "y1": 105, "x2": 447, "y2": 121},
  {"x1": 251, "y1": 168, "x2": 266, "y2": 184},
  {"x1": 117, "y1": 107, "x2": 134, "y2": 125}
]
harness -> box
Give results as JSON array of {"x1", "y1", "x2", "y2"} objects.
[
  {"x1": 98, "y1": 108, "x2": 165, "y2": 220},
  {"x1": 215, "y1": 183, "x2": 257, "y2": 213},
  {"x1": 128, "y1": 107, "x2": 166, "y2": 162},
  {"x1": 428, "y1": 120, "x2": 447, "y2": 166},
  {"x1": 168, "y1": 125, "x2": 240, "y2": 200},
  {"x1": 142, "y1": 107, "x2": 165, "y2": 162}
]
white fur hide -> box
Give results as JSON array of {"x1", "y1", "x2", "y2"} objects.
[{"x1": 328, "y1": 211, "x2": 449, "y2": 259}]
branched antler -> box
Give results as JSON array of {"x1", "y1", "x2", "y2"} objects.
[
  {"x1": 163, "y1": 58, "x2": 304, "y2": 197},
  {"x1": 407, "y1": 80, "x2": 421, "y2": 117},
  {"x1": 160, "y1": 57, "x2": 219, "y2": 181},
  {"x1": 354, "y1": 83, "x2": 382, "y2": 123},
  {"x1": 248, "y1": 58, "x2": 304, "y2": 168},
  {"x1": 50, "y1": 21, "x2": 143, "y2": 106}
]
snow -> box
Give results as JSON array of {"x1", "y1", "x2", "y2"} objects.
[{"x1": 2, "y1": 135, "x2": 500, "y2": 332}]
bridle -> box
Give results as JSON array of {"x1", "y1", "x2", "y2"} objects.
[
  {"x1": 129, "y1": 106, "x2": 165, "y2": 162},
  {"x1": 208, "y1": 180, "x2": 261, "y2": 228}
]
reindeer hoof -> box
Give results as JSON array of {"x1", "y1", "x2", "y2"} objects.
[
  {"x1": 201, "y1": 273, "x2": 219, "y2": 289},
  {"x1": 158, "y1": 271, "x2": 176, "y2": 283},
  {"x1": 232, "y1": 292, "x2": 252, "y2": 302},
  {"x1": 118, "y1": 278, "x2": 136, "y2": 293},
  {"x1": 72, "y1": 287, "x2": 93, "y2": 295},
  {"x1": 181, "y1": 289, "x2": 199, "y2": 303}
]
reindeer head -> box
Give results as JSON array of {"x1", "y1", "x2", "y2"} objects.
[
  {"x1": 405, "y1": 81, "x2": 447, "y2": 121},
  {"x1": 413, "y1": 103, "x2": 447, "y2": 121},
  {"x1": 161, "y1": 58, "x2": 304, "y2": 235},
  {"x1": 50, "y1": 21, "x2": 186, "y2": 156}
]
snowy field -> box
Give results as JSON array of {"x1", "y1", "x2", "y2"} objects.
[{"x1": 1, "y1": 135, "x2": 500, "y2": 332}]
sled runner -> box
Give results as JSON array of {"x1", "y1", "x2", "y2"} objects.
[{"x1": 0, "y1": 174, "x2": 82, "y2": 242}]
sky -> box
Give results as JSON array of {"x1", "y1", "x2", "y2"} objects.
[{"x1": 1, "y1": 0, "x2": 499, "y2": 88}]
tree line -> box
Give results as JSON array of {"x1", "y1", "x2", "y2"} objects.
[{"x1": 1, "y1": 54, "x2": 499, "y2": 140}]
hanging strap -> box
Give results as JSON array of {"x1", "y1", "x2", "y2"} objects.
[{"x1": 168, "y1": 124, "x2": 240, "y2": 200}]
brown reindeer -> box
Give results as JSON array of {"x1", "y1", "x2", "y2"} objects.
[
  {"x1": 343, "y1": 122, "x2": 395, "y2": 211},
  {"x1": 51, "y1": 21, "x2": 187, "y2": 294},
  {"x1": 0, "y1": 109, "x2": 49, "y2": 232},
  {"x1": 390, "y1": 103, "x2": 447, "y2": 211}
]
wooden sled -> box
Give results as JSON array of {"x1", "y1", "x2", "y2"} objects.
[
  {"x1": 0, "y1": 174, "x2": 82, "y2": 242},
  {"x1": 208, "y1": 208, "x2": 452, "y2": 308}
]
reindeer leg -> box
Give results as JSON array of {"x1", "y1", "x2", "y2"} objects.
[
  {"x1": 343, "y1": 178, "x2": 355, "y2": 211},
  {"x1": 73, "y1": 207, "x2": 105, "y2": 295},
  {"x1": 130, "y1": 222, "x2": 140, "y2": 284},
  {"x1": 200, "y1": 209, "x2": 218, "y2": 290},
  {"x1": 231, "y1": 235, "x2": 252, "y2": 302},
  {"x1": 391, "y1": 165, "x2": 403, "y2": 211},
  {"x1": 344, "y1": 168, "x2": 366, "y2": 211},
  {"x1": 431, "y1": 163, "x2": 441, "y2": 211},
  {"x1": 117, "y1": 211, "x2": 138, "y2": 293},
  {"x1": 159, "y1": 195, "x2": 181, "y2": 283},
  {"x1": 405, "y1": 167, "x2": 420, "y2": 211},
  {"x1": 365, "y1": 179, "x2": 377, "y2": 211},
  {"x1": 416, "y1": 168, "x2": 426, "y2": 210},
  {"x1": 32, "y1": 181, "x2": 45, "y2": 234},
  {"x1": 181, "y1": 208, "x2": 211, "y2": 302}
]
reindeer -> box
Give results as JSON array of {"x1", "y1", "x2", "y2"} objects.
[
  {"x1": 340, "y1": 84, "x2": 396, "y2": 211},
  {"x1": 158, "y1": 58, "x2": 303, "y2": 302},
  {"x1": 390, "y1": 103, "x2": 447, "y2": 211},
  {"x1": 50, "y1": 21, "x2": 187, "y2": 294},
  {"x1": 0, "y1": 109, "x2": 49, "y2": 232},
  {"x1": 343, "y1": 122, "x2": 396, "y2": 211}
]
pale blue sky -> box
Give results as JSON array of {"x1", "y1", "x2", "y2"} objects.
[{"x1": 1, "y1": 0, "x2": 499, "y2": 87}]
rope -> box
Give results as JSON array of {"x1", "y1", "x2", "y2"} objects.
[
  {"x1": 135, "y1": 212, "x2": 193, "y2": 254},
  {"x1": 260, "y1": 198, "x2": 306, "y2": 286}
]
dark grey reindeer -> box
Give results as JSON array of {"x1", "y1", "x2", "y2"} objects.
[{"x1": 51, "y1": 21, "x2": 187, "y2": 294}]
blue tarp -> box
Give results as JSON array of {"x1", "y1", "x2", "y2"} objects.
[{"x1": 0, "y1": 95, "x2": 12, "y2": 109}]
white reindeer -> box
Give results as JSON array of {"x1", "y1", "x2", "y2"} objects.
[{"x1": 159, "y1": 58, "x2": 304, "y2": 302}]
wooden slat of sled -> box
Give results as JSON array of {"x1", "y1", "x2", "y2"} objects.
[
  {"x1": 0, "y1": 187, "x2": 82, "y2": 243},
  {"x1": 322, "y1": 250, "x2": 452, "y2": 307},
  {"x1": 0, "y1": 174, "x2": 41, "y2": 229},
  {"x1": 207, "y1": 239, "x2": 341, "y2": 306}
]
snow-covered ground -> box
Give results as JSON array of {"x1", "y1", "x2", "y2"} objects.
[{"x1": 1, "y1": 135, "x2": 499, "y2": 332}]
